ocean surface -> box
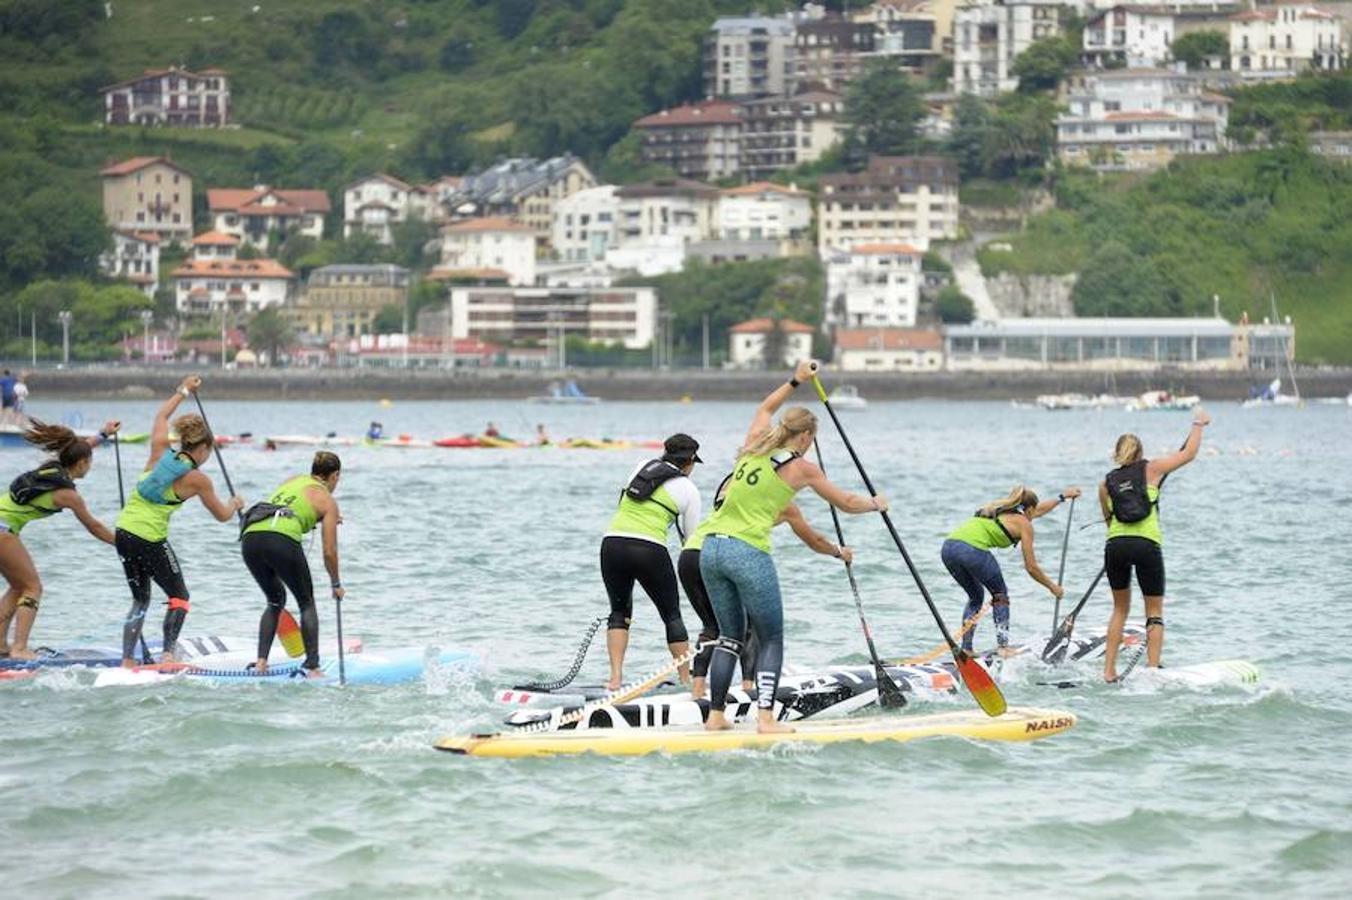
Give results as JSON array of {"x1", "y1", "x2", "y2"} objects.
[{"x1": 1, "y1": 393, "x2": 1348, "y2": 898}]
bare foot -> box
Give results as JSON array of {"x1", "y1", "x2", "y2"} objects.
[
  {"x1": 121, "y1": 658, "x2": 137, "y2": 669},
  {"x1": 605, "y1": 675, "x2": 622, "y2": 691},
  {"x1": 254, "y1": 659, "x2": 269, "y2": 675},
  {"x1": 691, "y1": 677, "x2": 707, "y2": 701},
  {"x1": 303, "y1": 667, "x2": 324, "y2": 680},
  {"x1": 757, "y1": 719, "x2": 795, "y2": 735},
  {"x1": 705, "y1": 711, "x2": 733, "y2": 731},
  {"x1": 8, "y1": 647, "x2": 36, "y2": 661},
  {"x1": 1103, "y1": 671, "x2": 1118, "y2": 683},
  {"x1": 740, "y1": 680, "x2": 754, "y2": 692}
]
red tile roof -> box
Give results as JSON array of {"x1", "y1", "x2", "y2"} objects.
[
  {"x1": 347, "y1": 173, "x2": 413, "y2": 192},
  {"x1": 171, "y1": 259, "x2": 294, "y2": 279},
  {"x1": 207, "y1": 188, "x2": 331, "y2": 214},
  {"x1": 442, "y1": 217, "x2": 534, "y2": 234},
  {"x1": 100, "y1": 156, "x2": 191, "y2": 178},
  {"x1": 191, "y1": 230, "x2": 240, "y2": 246},
  {"x1": 729, "y1": 317, "x2": 815, "y2": 335},
  {"x1": 114, "y1": 229, "x2": 161, "y2": 244},
  {"x1": 835, "y1": 328, "x2": 943, "y2": 352},
  {"x1": 635, "y1": 100, "x2": 742, "y2": 128}
]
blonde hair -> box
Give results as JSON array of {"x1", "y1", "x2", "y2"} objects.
[
  {"x1": 173, "y1": 414, "x2": 212, "y2": 451},
  {"x1": 1114, "y1": 433, "x2": 1144, "y2": 467},
  {"x1": 977, "y1": 484, "x2": 1038, "y2": 518},
  {"x1": 741, "y1": 406, "x2": 817, "y2": 458}
]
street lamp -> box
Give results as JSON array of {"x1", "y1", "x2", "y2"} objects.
[
  {"x1": 140, "y1": 309, "x2": 154, "y2": 364},
  {"x1": 57, "y1": 310, "x2": 72, "y2": 366}
]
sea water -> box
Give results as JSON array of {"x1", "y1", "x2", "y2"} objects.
[{"x1": 1, "y1": 396, "x2": 1348, "y2": 898}]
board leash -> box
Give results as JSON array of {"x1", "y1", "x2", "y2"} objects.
[
  {"x1": 515, "y1": 644, "x2": 700, "y2": 735},
  {"x1": 515, "y1": 615, "x2": 606, "y2": 692}
]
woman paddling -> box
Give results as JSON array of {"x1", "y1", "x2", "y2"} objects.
[
  {"x1": 0, "y1": 420, "x2": 121, "y2": 659},
  {"x1": 242, "y1": 451, "x2": 344, "y2": 678},
  {"x1": 941, "y1": 485, "x2": 1080, "y2": 655},
  {"x1": 116, "y1": 376, "x2": 243, "y2": 666},
  {"x1": 702, "y1": 360, "x2": 886, "y2": 734},
  {"x1": 1100, "y1": 409, "x2": 1210, "y2": 682},
  {"x1": 601, "y1": 433, "x2": 703, "y2": 690}
]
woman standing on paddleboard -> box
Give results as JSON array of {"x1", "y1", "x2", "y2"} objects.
[
  {"x1": 701, "y1": 360, "x2": 886, "y2": 734},
  {"x1": 941, "y1": 484, "x2": 1080, "y2": 655},
  {"x1": 242, "y1": 451, "x2": 343, "y2": 678},
  {"x1": 116, "y1": 376, "x2": 243, "y2": 666},
  {"x1": 600, "y1": 433, "x2": 703, "y2": 690},
  {"x1": 1100, "y1": 409, "x2": 1210, "y2": 681},
  {"x1": 0, "y1": 420, "x2": 121, "y2": 659}
]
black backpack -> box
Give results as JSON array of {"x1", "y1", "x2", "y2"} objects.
[
  {"x1": 624, "y1": 459, "x2": 682, "y2": 505},
  {"x1": 9, "y1": 464, "x2": 75, "y2": 505},
  {"x1": 1105, "y1": 459, "x2": 1154, "y2": 523}
]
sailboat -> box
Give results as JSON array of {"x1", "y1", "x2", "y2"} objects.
[
  {"x1": 529, "y1": 379, "x2": 601, "y2": 405},
  {"x1": 1242, "y1": 293, "x2": 1303, "y2": 409}
]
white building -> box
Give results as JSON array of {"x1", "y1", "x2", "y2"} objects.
[
  {"x1": 207, "y1": 187, "x2": 330, "y2": 248},
  {"x1": 717, "y1": 182, "x2": 812, "y2": 241},
  {"x1": 607, "y1": 179, "x2": 721, "y2": 276},
  {"x1": 818, "y1": 156, "x2": 959, "y2": 254},
  {"x1": 704, "y1": 16, "x2": 797, "y2": 98},
  {"x1": 100, "y1": 230, "x2": 160, "y2": 299},
  {"x1": 552, "y1": 186, "x2": 620, "y2": 263},
  {"x1": 953, "y1": 0, "x2": 1071, "y2": 97},
  {"x1": 1057, "y1": 68, "x2": 1230, "y2": 170},
  {"x1": 343, "y1": 174, "x2": 433, "y2": 244},
  {"x1": 834, "y1": 327, "x2": 945, "y2": 372},
  {"x1": 825, "y1": 243, "x2": 924, "y2": 329},
  {"x1": 100, "y1": 65, "x2": 230, "y2": 127},
  {"x1": 447, "y1": 287, "x2": 656, "y2": 349},
  {"x1": 190, "y1": 230, "x2": 240, "y2": 261},
  {"x1": 438, "y1": 217, "x2": 537, "y2": 286},
  {"x1": 1230, "y1": 5, "x2": 1345, "y2": 77},
  {"x1": 171, "y1": 258, "x2": 295, "y2": 316},
  {"x1": 728, "y1": 317, "x2": 815, "y2": 368},
  {"x1": 1084, "y1": 5, "x2": 1178, "y2": 68}
]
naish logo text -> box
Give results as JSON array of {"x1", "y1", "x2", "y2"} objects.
[{"x1": 1025, "y1": 717, "x2": 1074, "y2": 733}]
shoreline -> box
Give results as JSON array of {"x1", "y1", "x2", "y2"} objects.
[{"x1": 16, "y1": 366, "x2": 1351, "y2": 402}]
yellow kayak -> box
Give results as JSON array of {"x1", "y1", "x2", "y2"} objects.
[{"x1": 434, "y1": 706, "x2": 1076, "y2": 758}]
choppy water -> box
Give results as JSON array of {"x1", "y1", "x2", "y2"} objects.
[{"x1": 1, "y1": 395, "x2": 1349, "y2": 898}]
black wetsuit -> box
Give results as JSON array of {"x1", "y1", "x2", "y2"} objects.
[
  {"x1": 116, "y1": 529, "x2": 189, "y2": 661},
  {"x1": 241, "y1": 531, "x2": 320, "y2": 670},
  {"x1": 600, "y1": 536, "x2": 688, "y2": 643}
]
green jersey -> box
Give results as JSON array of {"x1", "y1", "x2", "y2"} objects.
[
  {"x1": 701, "y1": 451, "x2": 798, "y2": 553},
  {"x1": 243, "y1": 474, "x2": 326, "y2": 543}
]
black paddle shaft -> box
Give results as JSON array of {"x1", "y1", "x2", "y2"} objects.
[
  {"x1": 813, "y1": 382, "x2": 962, "y2": 651},
  {"x1": 191, "y1": 393, "x2": 242, "y2": 521}
]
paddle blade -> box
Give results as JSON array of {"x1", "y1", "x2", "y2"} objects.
[
  {"x1": 876, "y1": 667, "x2": 908, "y2": 709},
  {"x1": 953, "y1": 649, "x2": 1007, "y2": 717},
  {"x1": 277, "y1": 609, "x2": 305, "y2": 658}
]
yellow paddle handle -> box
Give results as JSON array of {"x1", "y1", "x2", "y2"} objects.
[{"x1": 811, "y1": 373, "x2": 829, "y2": 403}]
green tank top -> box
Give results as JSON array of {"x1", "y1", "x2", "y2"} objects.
[
  {"x1": 948, "y1": 515, "x2": 1016, "y2": 551},
  {"x1": 701, "y1": 452, "x2": 797, "y2": 554},
  {"x1": 116, "y1": 470, "x2": 182, "y2": 543},
  {"x1": 607, "y1": 483, "x2": 680, "y2": 543},
  {"x1": 0, "y1": 490, "x2": 60, "y2": 534},
  {"x1": 1107, "y1": 483, "x2": 1162, "y2": 546},
  {"x1": 244, "y1": 474, "x2": 325, "y2": 543}
]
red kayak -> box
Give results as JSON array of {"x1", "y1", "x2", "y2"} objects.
[{"x1": 434, "y1": 436, "x2": 481, "y2": 448}]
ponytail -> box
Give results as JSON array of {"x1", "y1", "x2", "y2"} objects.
[
  {"x1": 1114, "y1": 433, "x2": 1144, "y2": 467},
  {"x1": 23, "y1": 418, "x2": 91, "y2": 470},
  {"x1": 741, "y1": 406, "x2": 817, "y2": 459},
  {"x1": 173, "y1": 414, "x2": 212, "y2": 451},
  {"x1": 977, "y1": 484, "x2": 1038, "y2": 519}
]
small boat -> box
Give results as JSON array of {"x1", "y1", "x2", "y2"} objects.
[
  {"x1": 1241, "y1": 378, "x2": 1302, "y2": 408},
  {"x1": 365, "y1": 434, "x2": 435, "y2": 449},
  {"x1": 1126, "y1": 390, "x2": 1200, "y2": 412},
  {"x1": 529, "y1": 380, "x2": 600, "y2": 405},
  {"x1": 268, "y1": 434, "x2": 359, "y2": 447},
  {"x1": 827, "y1": 385, "x2": 868, "y2": 410}
]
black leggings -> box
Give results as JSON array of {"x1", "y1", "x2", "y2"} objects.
[
  {"x1": 600, "y1": 536, "x2": 687, "y2": 644},
  {"x1": 116, "y1": 529, "x2": 190, "y2": 661},
  {"x1": 242, "y1": 531, "x2": 319, "y2": 670},
  {"x1": 1106, "y1": 536, "x2": 1165, "y2": 597},
  {"x1": 677, "y1": 548, "x2": 757, "y2": 679}
]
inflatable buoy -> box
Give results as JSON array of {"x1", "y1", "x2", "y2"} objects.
[{"x1": 380, "y1": 398, "x2": 393, "y2": 408}]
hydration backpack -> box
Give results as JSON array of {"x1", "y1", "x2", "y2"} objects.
[
  {"x1": 1105, "y1": 459, "x2": 1154, "y2": 523},
  {"x1": 9, "y1": 464, "x2": 74, "y2": 505},
  {"x1": 624, "y1": 459, "x2": 682, "y2": 504}
]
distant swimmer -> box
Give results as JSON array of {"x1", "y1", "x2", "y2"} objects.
[
  {"x1": 0, "y1": 419, "x2": 121, "y2": 659},
  {"x1": 484, "y1": 422, "x2": 501, "y2": 438},
  {"x1": 116, "y1": 376, "x2": 244, "y2": 666},
  {"x1": 242, "y1": 451, "x2": 343, "y2": 678},
  {"x1": 366, "y1": 421, "x2": 383, "y2": 441},
  {"x1": 942, "y1": 484, "x2": 1081, "y2": 655},
  {"x1": 701, "y1": 360, "x2": 886, "y2": 734},
  {"x1": 1100, "y1": 408, "x2": 1211, "y2": 682},
  {"x1": 536, "y1": 424, "x2": 550, "y2": 446},
  {"x1": 601, "y1": 433, "x2": 703, "y2": 690}
]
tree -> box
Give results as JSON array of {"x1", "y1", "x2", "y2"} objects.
[
  {"x1": 246, "y1": 308, "x2": 294, "y2": 366},
  {"x1": 439, "y1": 36, "x2": 477, "y2": 73},
  {"x1": 389, "y1": 219, "x2": 440, "y2": 271},
  {"x1": 842, "y1": 60, "x2": 925, "y2": 160},
  {"x1": 947, "y1": 94, "x2": 994, "y2": 179},
  {"x1": 1012, "y1": 37, "x2": 1077, "y2": 93},
  {"x1": 1172, "y1": 31, "x2": 1228, "y2": 71},
  {"x1": 935, "y1": 286, "x2": 975, "y2": 323},
  {"x1": 1072, "y1": 241, "x2": 1173, "y2": 317}
]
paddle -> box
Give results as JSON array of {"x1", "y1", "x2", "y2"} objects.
[
  {"x1": 811, "y1": 373, "x2": 1006, "y2": 717},
  {"x1": 1039, "y1": 566, "x2": 1106, "y2": 664},
  {"x1": 190, "y1": 392, "x2": 240, "y2": 523},
  {"x1": 334, "y1": 592, "x2": 346, "y2": 686},
  {"x1": 897, "y1": 603, "x2": 989, "y2": 666},
  {"x1": 811, "y1": 438, "x2": 905, "y2": 709},
  {"x1": 515, "y1": 615, "x2": 606, "y2": 692},
  {"x1": 111, "y1": 431, "x2": 154, "y2": 666},
  {"x1": 519, "y1": 644, "x2": 700, "y2": 735},
  {"x1": 1051, "y1": 496, "x2": 1075, "y2": 631}
]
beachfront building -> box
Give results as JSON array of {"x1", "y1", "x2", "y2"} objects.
[
  {"x1": 99, "y1": 230, "x2": 160, "y2": 299},
  {"x1": 1230, "y1": 5, "x2": 1345, "y2": 77},
  {"x1": 634, "y1": 101, "x2": 743, "y2": 182},
  {"x1": 100, "y1": 156, "x2": 194, "y2": 244},
  {"x1": 825, "y1": 243, "x2": 924, "y2": 329},
  {"x1": 791, "y1": 17, "x2": 876, "y2": 91},
  {"x1": 100, "y1": 66, "x2": 230, "y2": 127},
  {"x1": 292, "y1": 264, "x2": 411, "y2": 341},
  {"x1": 552, "y1": 186, "x2": 621, "y2": 264},
  {"x1": 349, "y1": 334, "x2": 501, "y2": 369},
  {"x1": 739, "y1": 90, "x2": 846, "y2": 179},
  {"x1": 443, "y1": 156, "x2": 596, "y2": 249},
  {"x1": 942, "y1": 316, "x2": 1294, "y2": 371},
  {"x1": 207, "y1": 186, "x2": 330, "y2": 248},
  {"x1": 437, "y1": 217, "x2": 537, "y2": 286},
  {"x1": 445, "y1": 287, "x2": 657, "y2": 350},
  {"x1": 952, "y1": 0, "x2": 1069, "y2": 97},
  {"x1": 834, "y1": 327, "x2": 945, "y2": 371},
  {"x1": 1057, "y1": 68, "x2": 1230, "y2": 170},
  {"x1": 727, "y1": 317, "x2": 815, "y2": 369},
  {"x1": 171, "y1": 258, "x2": 295, "y2": 316},
  {"x1": 343, "y1": 174, "x2": 433, "y2": 244},
  {"x1": 704, "y1": 16, "x2": 797, "y2": 98},
  {"x1": 817, "y1": 155, "x2": 960, "y2": 254},
  {"x1": 1083, "y1": 6, "x2": 1178, "y2": 68}
]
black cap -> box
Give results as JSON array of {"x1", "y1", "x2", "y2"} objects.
[{"x1": 663, "y1": 433, "x2": 702, "y2": 464}]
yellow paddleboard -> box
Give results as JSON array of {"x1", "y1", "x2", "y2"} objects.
[{"x1": 435, "y1": 707, "x2": 1076, "y2": 758}]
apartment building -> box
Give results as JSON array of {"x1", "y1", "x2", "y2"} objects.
[
  {"x1": 100, "y1": 156, "x2": 194, "y2": 244},
  {"x1": 704, "y1": 16, "x2": 797, "y2": 98},
  {"x1": 101, "y1": 66, "x2": 230, "y2": 127},
  {"x1": 792, "y1": 17, "x2": 876, "y2": 91},
  {"x1": 817, "y1": 155, "x2": 960, "y2": 254},
  {"x1": 1230, "y1": 5, "x2": 1345, "y2": 77},
  {"x1": 343, "y1": 174, "x2": 433, "y2": 244},
  {"x1": 293, "y1": 264, "x2": 411, "y2": 340},
  {"x1": 445, "y1": 156, "x2": 596, "y2": 249},
  {"x1": 739, "y1": 90, "x2": 846, "y2": 180},
  {"x1": 856, "y1": 0, "x2": 945, "y2": 75},
  {"x1": 1083, "y1": 5, "x2": 1178, "y2": 68},
  {"x1": 552, "y1": 186, "x2": 620, "y2": 264},
  {"x1": 447, "y1": 287, "x2": 656, "y2": 349},
  {"x1": 438, "y1": 217, "x2": 537, "y2": 286},
  {"x1": 952, "y1": 0, "x2": 1069, "y2": 97},
  {"x1": 717, "y1": 182, "x2": 812, "y2": 241},
  {"x1": 207, "y1": 186, "x2": 331, "y2": 248},
  {"x1": 825, "y1": 243, "x2": 925, "y2": 329},
  {"x1": 100, "y1": 230, "x2": 160, "y2": 299},
  {"x1": 606, "y1": 179, "x2": 721, "y2": 275},
  {"x1": 634, "y1": 101, "x2": 743, "y2": 181},
  {"x1": 171, "y1": 258, "x2": 295, "y2": 315}
]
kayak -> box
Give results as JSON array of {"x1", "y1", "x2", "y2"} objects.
[
  {"x1": 365, "y1": 435, "x2": 436, "y2": 449},
  {"x1": 93, "y1": 646, "x2": 477, "y2": 688},
  {"x1": 434, "y1": 436, "x2": 481, "y2": 448},
  {"x1": 268, "y1": 434, "x2": 359, "y2": 447},
  {"x1": 435, "y1": 707, "x2": 1077, "y2": 758},
  {"x1": 476, "y1": 435, "x2": 523, "y2": 449}
]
